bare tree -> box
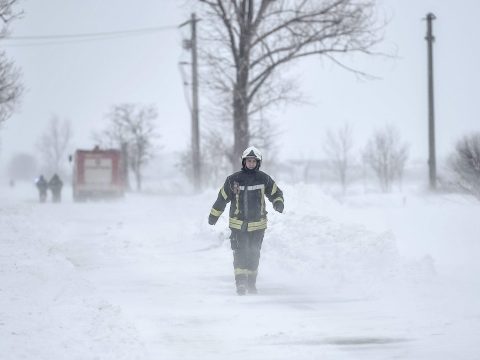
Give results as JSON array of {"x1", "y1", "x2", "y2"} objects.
[
  {"x1": 195, "y1": 0, "x2": 383, "y2": 168},
  {"x1": 36, "y1": 116, "x2": 73, "y2": 177},
  {"x1": 363, "y1": 125, "x2": 408, "y2": 192},
  {"x1": 7, "y1": 152, "x2": 38, "y2": 181},
  {"x1": 449, "y1": 133, "x2": 480, "y2": 199},
  {"x1": 95, "y1": 104, "x2": 159, "y2": 191},
  {"x1": 178, "y1": 115, "x2": 280, "y2": 188},
  {"x1": 0, "y1": 0, "x2": 23, "y2": 126},
  {"x1": 201, "y1": 130, "x2": 233, "y2": 187},
  {"x1": 323, "y1": 123, "x2": 354, "y2": 194}
]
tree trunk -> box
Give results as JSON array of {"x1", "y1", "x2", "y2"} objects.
[
  {"x1": 121, "y1": 142, "x2": 131, "y2": 191},
  {"x1": 232, "y1": 69, "x2": 250, "y2": 170},
  {"x1": 135, "y1": 168, "x2": 142, "y2": 191},
  {"x1": 233, "y1": 89, "x2": 249, "y2": 169},
  {"x1": 232, "y1": 12, "x2": 252, "y2": 171}
]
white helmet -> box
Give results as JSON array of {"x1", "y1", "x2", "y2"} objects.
[
  {"x1": 241, "y1": 146, "x2": 262, "y2": 170},
  {"x1": 242, "y1": 146, "x2": 262, "y2": 161}
]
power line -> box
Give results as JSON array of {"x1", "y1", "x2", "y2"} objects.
[
  {"x1": 0, "y1": 24, "x2": 178, "y2": 47},
  {"x1": 2, "y1": 33, "x2": 160, "y2": 48},
  {"x1": 5, "y1": 25, "x2": 178, "y2": 40}
]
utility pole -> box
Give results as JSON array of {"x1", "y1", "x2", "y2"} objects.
[
  {"x1": 425, "y1": 13, "x2": 437, "y2": 190},
  {"x1": 180, "y1": 13, "x2": 201, "y2": 186},
  {"x1": 191, "y1": 13, "x2": 201, "y2": 187}
]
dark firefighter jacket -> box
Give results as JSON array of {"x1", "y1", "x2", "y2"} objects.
[
  {"x1": 48, "y1": 176, "x2": 63, "y2": 191},
  {"x1": 36, "y1": 177, "x2": 48, "y2": 192},
  {"x1": 209, "y1": 169, "x2": 284, "y2": 232}
]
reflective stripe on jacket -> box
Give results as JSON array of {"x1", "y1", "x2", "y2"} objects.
[{"x1": 209, "y1": 169, "x2": 284, "y2": 232}]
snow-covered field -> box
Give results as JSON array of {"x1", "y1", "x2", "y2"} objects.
[{"x1": 1, "y1": 182, "x2": 479, "y2": 359}]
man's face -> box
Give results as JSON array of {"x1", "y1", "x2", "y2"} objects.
[{"x1": 245, "y1": 158, "x2": 257, "y2": 170}]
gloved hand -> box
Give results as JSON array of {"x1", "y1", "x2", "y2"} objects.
[
  {"x1": 208, "y1": 214, "x2": 218, "y2": 225},
  {"x1": 273, "y1": 201, "x2": 284, "y2": 213}
]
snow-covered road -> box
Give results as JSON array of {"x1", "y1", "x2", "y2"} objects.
[{"x1": 1, "y1": 184, "x2": 479, "y2": 359}]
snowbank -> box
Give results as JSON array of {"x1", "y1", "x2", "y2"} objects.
[{"x1": 1, "y1": 181, "x2": 479, "y2": 359}]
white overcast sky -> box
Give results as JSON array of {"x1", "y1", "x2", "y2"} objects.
[{"x1": 0, "y1": 0, "x2": 479, "y2": 167}]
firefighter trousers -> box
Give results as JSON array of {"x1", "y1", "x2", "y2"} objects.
[{"x1": 230, "y1": 229, "x2": 265, "y2": 276}]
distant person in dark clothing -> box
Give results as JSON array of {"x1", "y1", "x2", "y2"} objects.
[
  {"x1": 48, "y1": 174, "x2": 63, "y2": 203},
  {"x1": 35, "y1": 175, "x2": 48, "y2": 203}
]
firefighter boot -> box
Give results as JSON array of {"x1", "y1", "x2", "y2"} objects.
[
  {"x1": 235, "y1": 274, "x2": 247, "y2": 296},
  {"x1": 247, "y1": 272, "x2": 258, "y2": 294}
]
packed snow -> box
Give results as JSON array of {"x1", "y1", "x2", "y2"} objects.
[{"x1": 1, "y1": 181, "x2": 479, "y2": 359}]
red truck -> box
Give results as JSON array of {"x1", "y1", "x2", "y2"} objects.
[{"x1": 72, "y1": 146, "x2": 126, "y2": 201}]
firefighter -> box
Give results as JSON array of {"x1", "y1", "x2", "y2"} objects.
[
  {"x1": 208, "y1": 146, "x2": 284, "y2": 295},
  {"x1": 48, "y1": 174, "x2": 63, "y2": 203},
  {"x1": 35, "y1": 175, "x2": 48, "y2": 203}
]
